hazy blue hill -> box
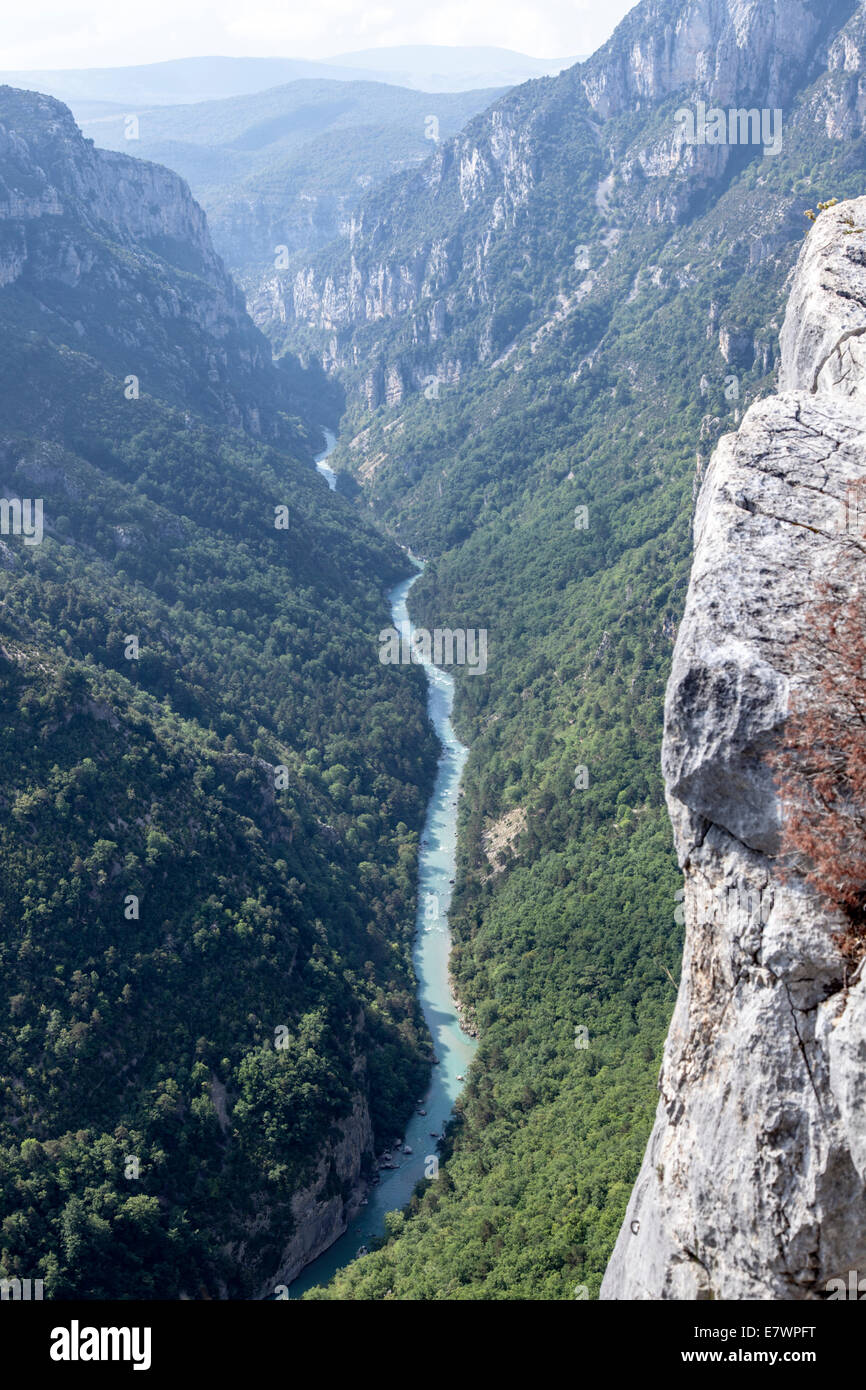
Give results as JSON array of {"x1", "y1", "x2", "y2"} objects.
[
  {"x1": 0, "y1": 56, "x2": 386, "y2": 108},
  {"x1": 326, "y1": 45, "x2": 584, "y2": 91},
  {"x1": 0, "y1": 46, "x2": 579, "y2": 109},
  {"x1": 77, "y1": 80, "x2": 503, "y2": 171}
]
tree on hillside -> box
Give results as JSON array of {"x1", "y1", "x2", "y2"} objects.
[{"x1": 769, "y1": 569, "x2": 866, "y2": 958}]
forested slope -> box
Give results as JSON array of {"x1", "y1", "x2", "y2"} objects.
[
  {"x1": 287, "y1": 0, "x2": 866, "y2": 1297},
  {"x1": 0, "y1": 87, "x2": 438, "y2": 1298}
]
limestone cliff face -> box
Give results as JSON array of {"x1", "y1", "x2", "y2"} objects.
[
  {"x1": 264, "y1": 0, "x2": 858, "y2": 409},
  {"x1": 581, "y1": 0, "x2": 836, "y2": 116},
  {"x1": 218, "y1": 1033, "x2": 377, "y2": 1297},
  {"x1": 256, "y1": 1092, "x2": 374, "y2": 1296},
  {"x1": 601, "y1": 197, "x2": 866, "y2": 1300},
  {"x1": 0, "y1": 86, "x2": 303, "y2": 442}
]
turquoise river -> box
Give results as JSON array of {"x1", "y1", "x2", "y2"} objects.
[{"x1": 286, "y1": 433, "x2": 478, "y2": 1296}]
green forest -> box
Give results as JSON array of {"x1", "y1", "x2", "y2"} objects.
[{"x1": 0, "y1": 98, "x2": 440, "y2": 1297}]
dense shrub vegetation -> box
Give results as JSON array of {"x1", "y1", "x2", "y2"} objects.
[{"x1": 0, "y1": 208, "x2": 438, "y2": 1296}]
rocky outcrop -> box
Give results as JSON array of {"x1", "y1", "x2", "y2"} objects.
[
  {"x1": 256, "y1": 1093, "x2": 375, "y2": 1296},
  {"x1": 820, "y1": 1, "x2": 866, "y2": 138},
  {"x1": 601, "y1": 197, "x2": 866, "y2": 1300},
  {"x1": 779, "y1": 197, "x2": 866, "y2": 399}
]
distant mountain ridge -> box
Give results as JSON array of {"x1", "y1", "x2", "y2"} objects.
[
  {"x1": 0, "y1": 46, "x2": 583, "y2": 108},
  {"x1": 323, "y1": 45, "x2": 584, "y2": 92}
]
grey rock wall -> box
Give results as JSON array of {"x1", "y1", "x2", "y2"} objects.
[{"x1": 602, "y1": 197, "x2": 866, "y2": 1300}]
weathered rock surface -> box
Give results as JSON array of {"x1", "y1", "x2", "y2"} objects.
[
  {"x1": 581, "y1": 0, "x2": 831, "y2": 117},
  {"x1": 255, "y1": 1093, "x2": 375, "y2": 1297},
  {"x1": 780, "y1": 194, "x2": 866, "y2": 400},
  {"x1": 602, "y1": 197, "x2": 866, "y2": 1300}
]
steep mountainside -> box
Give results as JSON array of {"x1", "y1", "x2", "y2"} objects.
[
  {"x1": 281, "y1": 0, "x2": 866, "y2": 1299},
  {"x1": 0, "y1": 85, "x2": 334, "y2": 443},
  {"x1": 264, "y1": 0, "x2": 861, "y2": 375},
  {"x1": 77, "y1": 82, "x2": 504, "y2": 296},
  {"x1": 0, "y1": 87, "x2": 438, "y2": 1300},
  {"x1": 264, "y1": 0, "x2": 861, "y2": 400},
  {"x1": 603, "y1": 197, "x2": 866, "y2": 1300}
]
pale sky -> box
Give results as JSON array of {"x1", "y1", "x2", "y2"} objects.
[{"x1": 0, "y1": 0, "x2": 640, "y2": 70}]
